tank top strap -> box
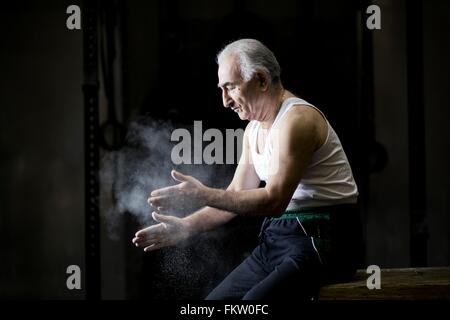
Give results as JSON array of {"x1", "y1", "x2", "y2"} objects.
[
  {"x1": 272, "y1": 97, "x2": 326, "y2": 129},
  {"x1": 267, "y1": 97, "x2": 321, "y2": 143},
  {"x1": 248, "y1": 120, "x2": 260, "y2": 148}
]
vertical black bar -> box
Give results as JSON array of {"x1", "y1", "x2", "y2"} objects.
[
  {"x1": 83, "y1": 0, "x2": 101, "y2": 299},
  {"x1": 355, "y1": 0, "x2": 375, "y2": 268},
  {"x1": 406, "y1": 0, "x2": 428, "y2": 267}
]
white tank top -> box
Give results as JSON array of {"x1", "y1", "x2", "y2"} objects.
[{"x1": 248, "y1": 97, "x2": 358, "y2": 209}]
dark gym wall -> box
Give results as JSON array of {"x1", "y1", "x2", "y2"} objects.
[
  {"x1": 0, "y1": 1, "x2": 84, "y2": 298},
  {"x1": 423, "y1": 0, "x2": 450, "y2": 266},
  {"x1": 368, "y1": 0, "x2": 450, "y2": 268},
  {"x1": 368, "y1": 0, "x2": 409, "y2": 267}
]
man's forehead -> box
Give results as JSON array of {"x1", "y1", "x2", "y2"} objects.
[{"x1": 218, "y1": 55, "x2": 240, "y2": 86}]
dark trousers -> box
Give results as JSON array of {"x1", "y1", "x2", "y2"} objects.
[{"x1": 205, "y1": 204, "x2": 362, "y2": 300}]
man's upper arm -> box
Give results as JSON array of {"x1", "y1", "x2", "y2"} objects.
[
  {"x1": 227, "y1": 122, "x2": 260, "y2": 192},
  {"x1": 265, "y1": 109, "x2": 320, "y2": 213}
]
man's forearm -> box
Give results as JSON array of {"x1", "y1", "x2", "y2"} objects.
[
  {"x1": 183, "y1": 206, "x2": 236, "y2": 234},
  {"x1": 204, "y1": 187, "x2": 281, "y2": 217}
]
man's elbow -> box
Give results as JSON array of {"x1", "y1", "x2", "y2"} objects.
[
  {"x1": 262, "y1": 192, "x2": 288, "y2": 218},
  {"x1": 266, "y1": 204, "x2": 287, "y2": 218}
]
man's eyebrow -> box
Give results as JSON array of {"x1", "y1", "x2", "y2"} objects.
[{"x1": 217, "y1": 81, "x2": 231, "y2": 88}]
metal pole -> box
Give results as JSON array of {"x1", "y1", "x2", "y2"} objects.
[
  {"x1": 406, "y1": 0, "x2": 428, "y2": 267},
  {"x1": 83, "y1": 0, "x2": 101, "y2": 299}
]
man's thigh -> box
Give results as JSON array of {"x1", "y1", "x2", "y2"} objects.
[{"x1": 242, "y1": 253, "x2": 321, "y2": 300}]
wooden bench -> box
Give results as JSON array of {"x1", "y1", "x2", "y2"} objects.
[{"x1": 319, "y1": 267, "x2": 450, "y2": 300}]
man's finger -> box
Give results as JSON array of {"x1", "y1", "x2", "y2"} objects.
[
  {"x1": 171, "y1": 170, "x2": 191, "y2": 183},
  {"x1": 144, "y1": 243, "x2": 164, "y2": 252},
  {"x1": 148, "y1": 195, "x2": 170, "y2": 208},
  {"x1": 135, "y1": 223, "x2": 165, "y2": 237},
  {"x1": 152, "y1": 211, "x2": 178, "y2": 225},
  {"x1": 150, "y1": 185, "x2": 179, "y2": 197},
  {"x1": 139, "y1": 238, "x2": 162, "y2": 248},
  {"x1": 133, "y1": 231, "x2": 164, "y2": 245},
  {"x1": 135, "y1": 225, "x2": 156, "y2": 237}
]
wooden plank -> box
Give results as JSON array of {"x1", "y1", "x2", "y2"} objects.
[{"x1": 319, "y1": 267, "x2": 450, "y2": 300}]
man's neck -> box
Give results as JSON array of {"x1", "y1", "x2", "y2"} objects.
[{"x1": 259, "y1": 86, "x2": 286, "y2": 130}]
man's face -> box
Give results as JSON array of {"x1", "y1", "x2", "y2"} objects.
[{"x1": 217, "y1": 55, "x2": 261, "y2": 121}]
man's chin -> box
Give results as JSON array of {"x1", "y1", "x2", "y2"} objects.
[
  {"x1": 237, "y1": 113, "x2": 247, "y2": 120},
  {"x1": 236, "y1": 111, "x2": 248, "y2": 120}
]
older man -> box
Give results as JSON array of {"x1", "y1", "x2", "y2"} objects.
[{"x1": 132, "y1": 39, "x2": 361, "y2": 300}]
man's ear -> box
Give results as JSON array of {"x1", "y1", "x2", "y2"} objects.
[{"x1": 256, "y1": 72, "x2": 270, "y2": 91}]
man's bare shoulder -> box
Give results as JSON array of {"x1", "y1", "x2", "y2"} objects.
[
  {"x1": 276, "y1": 105, "x2": 324, "y2": 149},
  {"x1": 279, "y1": 104, "x2": 320, "y2": 131}
]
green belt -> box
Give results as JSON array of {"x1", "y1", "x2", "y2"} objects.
[{"x1": 271, "y1": 208, "x2": 331, "y2": 222}]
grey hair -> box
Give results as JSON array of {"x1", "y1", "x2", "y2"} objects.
[{"x1": 216, "y1": 39, "x2": 281, "y2": 84}]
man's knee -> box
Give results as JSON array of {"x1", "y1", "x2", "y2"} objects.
[{"x1": 243, "y1": 257, "x2": 319, "y2": 300}]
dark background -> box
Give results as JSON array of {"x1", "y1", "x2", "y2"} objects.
[{"x1": 0, "y1": 0, "x2": 449, "y2": 299}]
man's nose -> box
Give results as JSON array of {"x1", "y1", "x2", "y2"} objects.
[{"x1": 222, "y1": 90, "x2": 233, "y2": 108}]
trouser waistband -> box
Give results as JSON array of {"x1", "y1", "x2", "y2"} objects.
[
  {"x1": 271, "y1": 210, "x2": 330, "y2": 222},
  {"x1": 259, "y1": 203, "x2": 358, "y2": 240}
]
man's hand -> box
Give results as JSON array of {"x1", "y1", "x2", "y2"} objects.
[
  {"x1": 148, "y1": 170, "x2": 209, "y2": 212},
  {"x1": 132, "y1": 211, "x2": 192, "y2": 252}
]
